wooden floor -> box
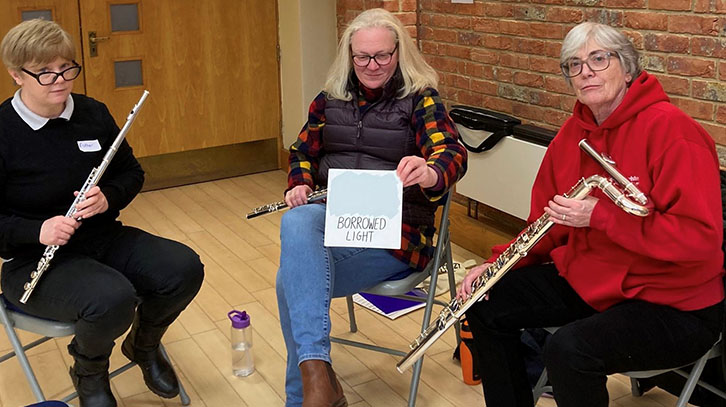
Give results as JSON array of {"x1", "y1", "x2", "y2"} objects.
[{"x1": 0, "y1": 170, "x2": 688, "y2": 406}]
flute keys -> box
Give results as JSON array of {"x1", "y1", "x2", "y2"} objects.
[{"x1": 24, "y1": 282, "x2": 32, "y2": 290}]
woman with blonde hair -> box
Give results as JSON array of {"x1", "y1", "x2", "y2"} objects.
[{"x1": 277, "y1": 7, "x2": 467, "y2": 407}]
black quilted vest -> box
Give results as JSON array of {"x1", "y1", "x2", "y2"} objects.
[{"x1": 319, "y1": 94, "x2": 439, "y2": 227}]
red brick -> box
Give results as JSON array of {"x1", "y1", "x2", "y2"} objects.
[
  {"x1": 471, "y1": 79, "x2": 498, "y2": 95},
  {"x1": 513, "y1": 102, "x2": 549, "y2": 121},
  {"x1": 517, "y1": 39, "x2": 546, "y2": 54},
  {"x1": 394, "y1": 12, "x2": 417, "y2": 25},
  {"x1": 529, "y1": 56, "x2": 562, "y2": 74},
  {"x1": 603, "y1": 0, "x2": 646, "y2": 7},
  {"x1": 584, "y1": 9, "x2": 624, "y2": 26},
  {"x1": 691, "y1": 37, "x2": 726, "y2": 59},
  {"x1": 381, "y1": 0, "x2": 400, "y2": 12},
  {"x1": 514, "y1": 71, "x2": 545, "y2": 87},
  {"x1": 545, "y1": 41, "x2": 564, "y2": 58},
  {"x1": 461, "y1": 61, "x2": 486, "y2": 78},
  {"x1": 364, "y1": 0, "x2": 385, "y2": 8},
  {"x1": 442, "y1": 44, "x2": 472, "y2": 60},
  {"x1": 532, "y1": 90, "x2": 563, "y2": 108},
  {"x1": 482, "y1": 96, "x2": 515, "y2": 114},
  {"x1": 456, "y1": 90, "x2": 485, "y2": 107},
  {"x1": 624, "y1": 12, "x2": 668, "y2": 30},
  {"x1": 656, "y1": 74, "x2": 691, "y2": 96},
  {"x1": 623, "y1": 30, "x2": 644, "y2": 49},
  {"x1": 421, "y1": 41, "x2": 438, "y2": 55},
  {"x1": 447, "y1": 15, "x2": 472, "y2": 30},
  {"x1": 500, "y1": 20, "x2": 530, "y2": 36},
  {"x1": 483, "y1": 35, "x2": 515, "y2": 50},
  {"x1": 544, "y1": 109, "x2": 570, "y2": 128},
  {"x1": 452, "y1": 74, "x2": 471, "y2": 90},
  {"x1": 545, "y1": 7, "x2": 584, "y2": 23},
  {"x1": 699, "y1": 121, "x2": 726, "y2": 146},
  {"x1": 429, "y1": 56, "x2": 459, "y2": 73},
  {"x1": 429, "y1": 14, "x2": 447, "y2": 27},
  {"x1": 545, "y1": 75, "x2": 573, "y2": 94},
  {"x1": 693, "y1": 80, "x2": 726, "y2": 102},
  {"x1": 716, "y1": 105, "x2": 726, "y2": 124},
  {"x1": 561, "y1": 95, "x2": 577, "y2": 112},
  {"x1": 721, "y1": 62, "x2": 726, "y2": 80},
  {"x1": 483, "y1": 2, "x2": 515, "y2": 17},
  {"x1": 666, "y1": 56, "x2": 716, "y2": 77},
  {"x1": 471, "y1": 49, "x2": 500, "y2": 66},
  {"x1": 500, "y1": 53, "x2": 530, "y2": 69},
  {"x1": 515, "y1": 5, "x2": 548, "y2": 21},
  {"x1": 671, "y1": 97, "x2": 714, "y2": 120},
  {"x1": 650, "y1": 0, "x2": 692, "y2": 10},
  {"x1": 431, "y1": 28, "x2": 458, "y2": 43},
  {"x1": 669, "y1": 15, "x2": 725, "y2": 35},
  {"x1": 339, "y1": 0, "x2": 364, "y2": 9},
  {"x1": 401, "y1": 0, "x2": 417, "y2": 12},
  {"x1": 496, "y1": 67, "x2": 514, "y2": 82},
  {"x1": 694, "y1": 0, "x2": 726, "y2": 12},
  {"x1": 458, "y1": 32, "x2": 482, "y2": 47},
  {"x1": 406, "y1": 26, "x2": 417, "y2": 39},
  {"x1": 530, "y1": 22, "x2": 565, "y2": 39},
  {"x1": 473, "y1": 17, "x2": 501, "y2": 33},
  {"x1": 644, "y1": 33, "x2": 690, "y2": 52},
  {"x1": 532, "y1": 0, "x2": 567, "y2": 4}
]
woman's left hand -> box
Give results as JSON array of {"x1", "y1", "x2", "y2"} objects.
[
  {"x1": 73, "y1": 186, "x2": 109, "y2": 220},
  {"x1": 544, "y1": 195, "x2": 598, "y2": 227},
  {"x1": 397, "y1": 156, "x2": 438, "y2": 188}
]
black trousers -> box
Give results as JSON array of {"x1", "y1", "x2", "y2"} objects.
[
  {"x1": 1, "y1": 226, "x2": 204, "y2": 361},
  {"x1": 465, "y1": 263, "x2": 723, "y2": 407}
]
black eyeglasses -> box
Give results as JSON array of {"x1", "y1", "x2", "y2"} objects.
[
  {"x1": 561, "y1": 51, "x2": 617, "y2": 78},
  {"x1": 351, "y1": 44, "x2": 398, "y2": 68},
  {"x1": 21, "y1": 61, "x2": 82, "y2": 86}
]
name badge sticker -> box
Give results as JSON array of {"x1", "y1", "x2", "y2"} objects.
[{"x1": 77, "y1": 140, "x2": 102, "y2": 152}]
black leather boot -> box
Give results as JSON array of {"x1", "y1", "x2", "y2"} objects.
[
  {"x1": 121, "y1": 314, "x2": 179, "y2": 398},
  {"x1": 67, "y1": 346, "x2": 116, "y2": 407}
]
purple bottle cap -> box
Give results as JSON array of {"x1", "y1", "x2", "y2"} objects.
[{"x1": 228, "y1": 310, "x2": 250, "y2": 329}]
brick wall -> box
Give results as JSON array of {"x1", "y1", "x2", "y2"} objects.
[{"x1": 337, "y1": 0, "x2": 726, "y2": 163}]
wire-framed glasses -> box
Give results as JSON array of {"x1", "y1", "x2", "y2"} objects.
[
  {"x1": 351, "y1": 44, "x2": 398, "y2": 67},
  {"x1": 561, "y1": 51, "x2": 617, "y2": 78},
  {"x1": 21, "y1": 61, "x2": 82, "y2": 86}
]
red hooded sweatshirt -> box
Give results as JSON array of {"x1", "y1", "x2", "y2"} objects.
[{"x1": 487, "y1": 72, "x2": 724, "y2": 312}]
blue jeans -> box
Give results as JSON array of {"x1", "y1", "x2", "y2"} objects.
[{"x1": 276, "y1": 203, "x2": 411, "y2": 407}]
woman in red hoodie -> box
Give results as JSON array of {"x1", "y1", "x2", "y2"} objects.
[{"x1": 460, "y1": 22, "x2": 724, "y2": 407}]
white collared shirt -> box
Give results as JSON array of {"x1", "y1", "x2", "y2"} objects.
[{"x1": 11, "y1": 89, "x2": 74, "y2": 131}]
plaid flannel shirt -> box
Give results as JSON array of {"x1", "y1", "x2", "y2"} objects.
[{"x1": 288, "y1": 86, "x2": 467, "y2": 271}]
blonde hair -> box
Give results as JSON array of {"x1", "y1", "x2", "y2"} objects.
[
  {"x1": 1, "y1": 19, "x2": 75, "y2": 71},
  {"x1": 560, "y1": 22, "x2": 641, "y2": 87},
  {"x1": 324, "y1": 8, "x2": 438, "y2": 101}
]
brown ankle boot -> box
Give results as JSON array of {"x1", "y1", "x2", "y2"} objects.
[{"x1": 300, "y1": 360, "x2": 347, "y2": 407}]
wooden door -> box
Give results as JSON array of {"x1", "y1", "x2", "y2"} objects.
[
  {"x1": 1, "y1": 1, "x2": 281, "y2": 189},
  {"x1": 0, "y1": 1, "x2": 86, "y2": 99}
]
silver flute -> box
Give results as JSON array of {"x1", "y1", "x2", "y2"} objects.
[
  {"x1": 20, "y1": 90, "x2": 150, "y2": 304},
  {"x1": 396, "y1": 138, "x2": 650, "y2": 372},
  {"x1": 246, "y1": 188, "x2": 327, "y2": 219}
]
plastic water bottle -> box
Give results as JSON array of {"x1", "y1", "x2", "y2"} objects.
[{"x1": 228, "y1": 310, "x2": 254, "y2": 376}]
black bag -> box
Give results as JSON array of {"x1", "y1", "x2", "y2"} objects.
[{"x1": 449, "y1": 105, "x2": 521, "y2": 153}]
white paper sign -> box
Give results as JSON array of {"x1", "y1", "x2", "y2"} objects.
[{"x1": 324, "y1": 169, "x2": 403, "y2": 249}]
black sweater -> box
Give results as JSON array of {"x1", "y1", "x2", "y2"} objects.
[{"x1": 0, "y1": 93, "x2": 144, "y2": 259}]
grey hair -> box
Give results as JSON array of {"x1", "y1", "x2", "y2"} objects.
[{"x1": 560, "y1": 22, "x2": 641, "y2": 87}]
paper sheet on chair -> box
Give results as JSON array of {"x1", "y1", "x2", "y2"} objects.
[
  {"x1": 352, "y1": 289, "x2": 427, "y2": 320},
  {"x1": 324, "y1": 169, "x2": 402, "y2": 249}
]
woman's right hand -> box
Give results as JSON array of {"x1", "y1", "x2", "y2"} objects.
[
  {"x1": 284, "y1": 185, "x2": 313, "y2": 208},
  {"x1": 39, "y1": 216, "x2": 80, "y2": 246},
  {"x1": 457, "y1": 262, "x2": 492, "y2": 301}
]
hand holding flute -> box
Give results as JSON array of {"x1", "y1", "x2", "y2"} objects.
[{"x1": 246, "y1": 186, "x2": 327, "y2": 219}]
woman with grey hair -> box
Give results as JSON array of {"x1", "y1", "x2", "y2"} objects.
[
  {"x1": 277, "y1": 7, "x2": 467, "y2": 407},
  {"x1": 460, "y1": 21, "x2": 723, "y2": 406}
]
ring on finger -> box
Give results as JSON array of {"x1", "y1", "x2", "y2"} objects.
[{"x1": 562, "y1": 214, "x2": 567, "y2": 221}]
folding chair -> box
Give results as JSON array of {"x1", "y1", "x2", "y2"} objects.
[
  {"x1": 330, "y1": 193, "x2": 460, "y2": 407},
  {"x1": 531, "y1": 331, "x2": 724, "y2": 406},
  {"x1": 0, "y1": 293, "x2": 191, "y2": 405}
]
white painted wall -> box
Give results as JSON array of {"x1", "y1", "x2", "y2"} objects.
[{"x1": 277, "y1": 0, "x2": 337, "y2": 150}]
